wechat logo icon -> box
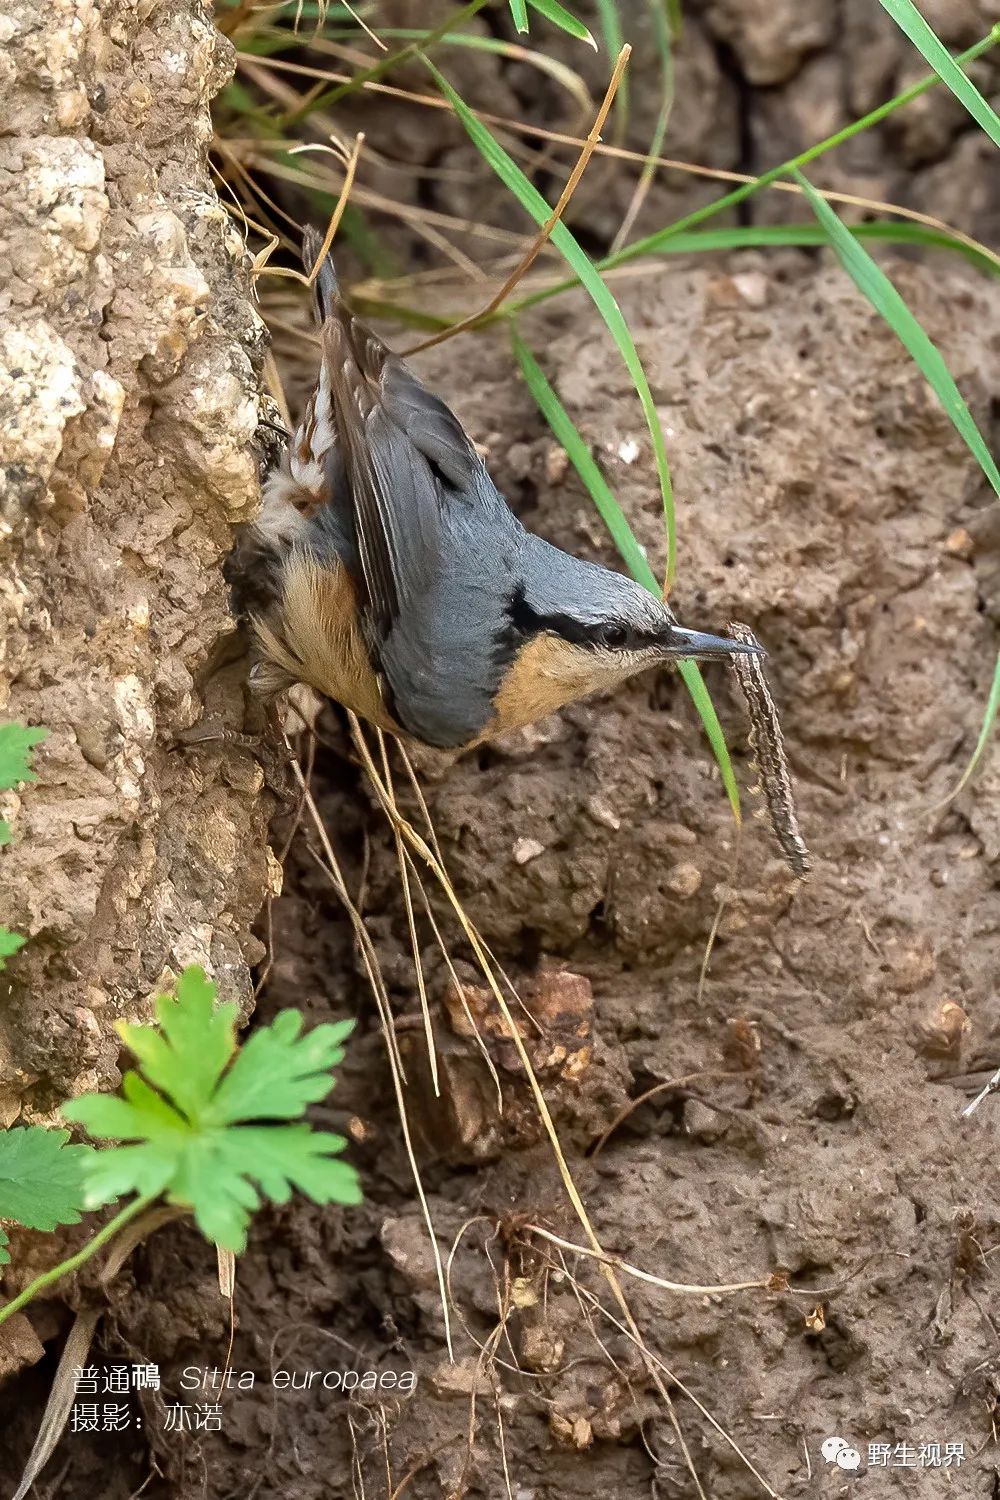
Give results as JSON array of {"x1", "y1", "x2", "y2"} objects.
[{"x1": 822, "y1": 1437, "x2": 862, "y2": 1471}]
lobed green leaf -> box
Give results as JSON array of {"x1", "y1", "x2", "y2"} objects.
[
  {"x1": 0, "y1": 1127, "x2": 93, "y2": 1257},
  {"x1": 208, "y1": 1013, "x2": 354, "y2": 1125},
  {"x1": 0, "y1": 723, "x2": 48, "y2": 793},
  {"x1": 63, "y1": 968, "x2": 360, "y2": 1249},
  {"x1": 0, "y1": 930, "x2": 25, "y2": 970},
  {"x1": 217, "y1": 1126, "x2": 362, "y2": 1211},
  {"x1": 0, "y1": 721, "x2": 47, "y2": 851},
  {"x1": 77, "y1": 1143, "x2": 176, "y2": 1209},
  {"x1": 115, "y1": 966, "x2": 238, "y2": 1123}
]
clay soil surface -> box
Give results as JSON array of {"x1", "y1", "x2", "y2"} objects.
[{"x1": 4, "y1": 260, "x2": 1000, "y2": 1500}]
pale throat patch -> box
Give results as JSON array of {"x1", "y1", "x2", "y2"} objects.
[{"x1": 490, "y1": 634, "x2": 648, "y2": 732}]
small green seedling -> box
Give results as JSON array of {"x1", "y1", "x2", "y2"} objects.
[
  {"x1": 0, "y1": 967, "x2": 360, "y2": 1328},
  {"x1": 63, "y1": 966, "x2": 361, "y2": 1252},
  {"x1": 1, "y1": 720, "x2": 48, "y2": 967},
  {"x1": 0, "y1": 721, "x2": 47, "y2": 850}
]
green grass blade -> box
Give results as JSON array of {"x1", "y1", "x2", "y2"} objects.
[
  {"x1": 509, "y1": 0, "x2": 529, "y2": 31},
  {"x1": 609, "y1": 0, "x2": 674, "y2": 251},
  {"x1": 593, "y1": 0, "x2": 628, "y2": 132},
  {"x1": 504, "y1": 221, "x2": 1000, "y2": 324},
  {"x1": 528, "y1": 0, "x2": 596, "y2": 46},
  {"x1": 425, "y1": 58, "x2": 677, "y2": 586},
  {"x1": 512, "y1": 332, "x2": 659, "y2": 594},
  {"x1": 603, "y1": 221, "x2": 1000, "y2": 275},
  {"x1": 795, "y1": 169, "x2": 1000, "y2": 501},
  {"x1": 502, "y1": 26, "x2": 1000, "y2": 316},
  {"x1": 513, "y1": 331, "x2": 741, "y2": 818},
  {"x1": 646, "y1": 0, "x2": 675, "y2": 155},
  {"x1": 593, "y1": 0, "x2": 625, "y2": 63},
  {"x1": 386, "y1": 220, "x2": 998, "y2": 336},
  {"x1": 879, "y1": 1, "x2": 1000, "y2": 148},
  {"x1": 676, "y1": 661, "x2": 740, "y2": 820},
  {"x1": 941, "y1": 650, "x2": 1000, "y2": 801}
]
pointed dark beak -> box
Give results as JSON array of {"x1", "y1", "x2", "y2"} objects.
[{"x1": 663, "y1": 625, "x2": 765, "y2": 662}]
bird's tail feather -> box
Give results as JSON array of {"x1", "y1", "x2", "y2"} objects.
[{"x1": 301, "y1": 226, "x2": 339, "y2": 323}]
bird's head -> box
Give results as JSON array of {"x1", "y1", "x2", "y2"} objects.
[{"x1": 492, "y1": 546, "x2": 761, "y2": 731}]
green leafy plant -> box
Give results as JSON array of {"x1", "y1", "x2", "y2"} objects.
[
  {"x1": 0, "y1": 721, "x2": 96, "y2": 1275},
  {"x1": 63, "y1": 966, "x2": 361, "y2": 1251},
  {"x1": 0, "y1": 930, "x2": 25, "y2": 969},
  {"x1": 0, "y1": 720, "x2": 47, "y2": 968},
  {"x1": 0, "y1": 1128, "x2": 92, "y2": 1267},
  {"x1": 0, "y1": 721, "x2": 46, "y2": 850},
  {"x1": 0, "y1": 968, "x2": 360, "y2": 1327}
]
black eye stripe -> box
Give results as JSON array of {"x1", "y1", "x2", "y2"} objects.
[
  {"x1": 501, "y1": 585, "x2": 663, "y2": 654},
  {"x1": 505, "y1": 585, "x2": 592, "y2": 645}
]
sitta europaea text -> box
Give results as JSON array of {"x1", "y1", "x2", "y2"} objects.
[{"x1": 232, "y1": 230, "x2": 761, "y2": 751}]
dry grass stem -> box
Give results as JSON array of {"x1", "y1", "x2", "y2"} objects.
[
  {"x1": 228, "y1": 52, "x2": 1000, "y2": 272},
  {"x1": 403, "y1": 44, "x2": 633, "y2": 355},
  {"x1": 524, "y1": 1225, "x2": 775, "y2": 1297},
  {"x1": 289, "y1": 754, "x2": 455, "y2": 1358}
]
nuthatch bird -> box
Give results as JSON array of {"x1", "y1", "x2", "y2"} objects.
[{"x1": 232, "y1": 230, "x2": 760, "y2": 751}]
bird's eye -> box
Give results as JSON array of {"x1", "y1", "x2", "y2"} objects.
[{"x1": 599, "y1": 622, "x2": 629, "y2": 649}]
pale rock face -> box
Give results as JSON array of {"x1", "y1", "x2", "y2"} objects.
[{"x1": 0, "y1": 0, "x2": 271, "y2": 1126}]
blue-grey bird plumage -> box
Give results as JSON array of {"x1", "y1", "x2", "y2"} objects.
[{"x1": 230, "y1": 229, "x2": 760, "y2": 750}]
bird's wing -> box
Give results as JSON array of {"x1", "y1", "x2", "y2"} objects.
[{"x1": 319, "y1": 303, "x2": 482, "y2": 643}]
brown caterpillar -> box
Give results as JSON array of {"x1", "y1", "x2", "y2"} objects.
[{"x1": 727, "y1": 622, "x2": 810, "y2": 878}]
